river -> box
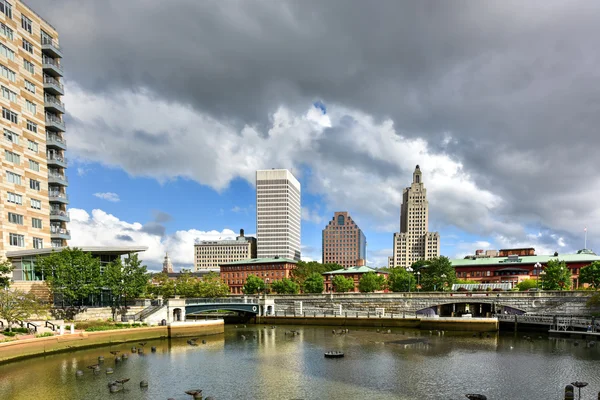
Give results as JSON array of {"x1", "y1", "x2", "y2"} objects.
[{"x1": 0, "y1": 325, "x2": 598, "y2": 399}]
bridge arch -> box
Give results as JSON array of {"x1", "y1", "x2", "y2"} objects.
[{"x1": 415, "y1": 300, "x2": 526, "y2": 317}]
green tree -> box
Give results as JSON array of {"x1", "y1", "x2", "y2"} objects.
[
  {"x1": 147, "y1": 273, "x2": 176, "y2": 298},
  {"x1": 580, "y1": 261, "x2": 600, "y2": 290},
  {"x1": 36, "y1": 248, "x2": 103, "y2": 318},
  {"x1": 332, "y1": 275, "x2": 355, "y2": 293},
  {"x1": 0, "y1": 290, "x2": 47, "y2": 332},
  {"x1": 419, "y1": 256, "x2": 456, "y2": 291},
  {"x1": 291, "y1": 261, "x2": 341, "y2": 286},
  {"x1": 358, "y1": 272, "x2": 386, "y2": 293},
  {"x1": 387, "y1": 268, "x2": 415, "y2": 292},
  {"x1": 516, "y1": 279, "x2": 538, "y2": 291},
  {"x1": 197, "y1": 272, "x2": 230, "y2": 297},
  {"x1": 243, "y1": 275, "x2": 265, "y2": 294},
  {"x1": 270, "y1": 278, "x2": 300, "y2": 294},
  {"x1": 303, "y1": 272, "x2": 325, "y2": 294},
  {"x1": 411, "y1": 259, "x2": 430, "y2": 271},
  {"x1": 541, "y1": 259, "x2": 572, "y2": 290},
  {"x1": 103, "y1": 254, "x2": 149, "y2": 314},
  {"x1": 174, "y1": 272, "x2": 199, "y2": 297},
  {"x1": 0, "y1": 258, "x2": 13, "y2": 288}
]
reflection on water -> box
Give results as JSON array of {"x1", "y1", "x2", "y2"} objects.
[{"x1": 0, "y1": 326, "x2": 598, "y2": 399}]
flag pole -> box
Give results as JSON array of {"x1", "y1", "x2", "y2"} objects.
[{"x1": 584, "y1": 227, "x2": 587, "y2": 249}]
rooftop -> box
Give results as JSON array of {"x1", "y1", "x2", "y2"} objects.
[
  {"x1": 6, "y1": 246, "x2": 148, "y2": 258},
  {"x1": 451, "y1": 252, "x2": 600, "y2": 268},
  {"x1": 220, "y1": 257, "x2": 298, "y2": 266},
  {"x1": 324, "y1": 266, "x2": 388, "y2": 275}
]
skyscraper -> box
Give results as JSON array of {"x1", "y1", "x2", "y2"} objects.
[
  {"x1": 0, "y1": 0, "x2": 69, "y2": 258},
  {"x1": 392, "y1": 165, "x2": 440, "y2": 268},
  {"x1": 322, "y1": 211, "x2": 366, "y2": 268},
  {"x1": 256, "y1": 169, "x2": 301, "y2": 260}
]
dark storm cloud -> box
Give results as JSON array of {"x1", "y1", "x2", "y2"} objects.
[
  {"x1": 140, "y1": 222, "x2": 166, "y2": 237},
  {"x1": 28, "y1": 0, "x2": 600, "y2": 247},
  {"x1": 115, "y1": 234, "x2": 134, "y2": 242}
]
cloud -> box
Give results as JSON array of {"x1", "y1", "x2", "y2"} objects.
[
  {"x1": 301, "y1": 206, "x2": 324, "y2": 225},
  {"x1": 68, "y1": 208, "x2": 237, "y2": 271},
  {"x1": 26, "y1": 0, "x2": 600, "y2": 254},
  {"x1": 152, "y1": 210, "x2": 172, "y2": 223},
  {"x1": 93, "y1": 192, "x2": 120, "y2": 202},
  {"x1": 230, "y1": 205, "x2": 253, "y2": 214}
]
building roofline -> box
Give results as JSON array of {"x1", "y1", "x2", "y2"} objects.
[
  {"x1": 6, "y1": 246, "x2": 148, "y2": 258},
  {"x1": 220, "y1": 257, "x2": 298, "y2": 266},
  {"x1": 20, "y1": 0, "x2": 57, "y2": 30}
]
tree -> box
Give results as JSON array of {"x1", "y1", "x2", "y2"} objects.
[
  {"x1": 147, "y1": 273, "x2": 176, "y2": 298},
  {"x1": 291, "y1": 261, "x2": 341, "y2": 285},
  {"x1": 358, "y1": 272, "x2": 386, "y2": 293},
  {"x1": 387, "y1": 268, "x2": 415, "y2": 292},
  {"x1": 541, "y1": 259, "x2": 572, "y2": 290},
  {"x1": 332, "y1": 275, "x2": 355, "y2": 293},
  {"x1": 174, "y1": 272, "x2": 199, "y2": 297},
  {"x1": 197, "y1": 272, "x2": 230, "y2": 297},
  {"x1": 0, "y1": 290, "x2": 47, "y2": 332},
  {"x1": 580, "y1": 261, "x2": 600, "y2": 290},
  {"x1": 36, "y1": 248, "x2": 103, "y2": 317},
  {"x1": 516, "y1": 279, "x2": 538, "y2": 291},
  {"x1": 103, "y1": 254, "x2": 149, "y2": 313},
  {"x1": 243, "y1": 275, "x2": 265, "y2": 294},
  {"x1": 270, "y1": 278, "x2": 300, "y2": 294},
  {"x1": 303, "y1": 272, "x2": 325, "y2": 294},
  {"x1": 419, "y1": 256, "x2": 456, "y2": 291},
  {"x1": 411, "y1": 259, "x2": 430, "y2": 271},
  {"x1": 0, "y1": 258, "x2": 13, "y2": 288}
]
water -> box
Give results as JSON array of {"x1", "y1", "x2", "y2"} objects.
[{"x1": 0, "y1": 325, "x2": 599, "y2": 400}]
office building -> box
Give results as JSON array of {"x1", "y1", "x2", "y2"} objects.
[
  {"x1": 322, "y1": 211, "x2": 366, "y2": 268},
  {"x1": 194, "y1": 229, "x2": 257, "y2": 270},
  {"x1": 256, "y1": 169, "x2": 301, "y2": 260},
  {"x1": 392, "y1": 165, "x2": 440, "y2": 268},
  {"x1": 220, "y1": 257, "x2": 298, "y2": 294},
  {"x1": 0, "y1": 0, "x2": 69, "y2": 258}
]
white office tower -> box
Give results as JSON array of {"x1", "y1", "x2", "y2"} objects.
[{"x1": 256, "y1": 169, "x2": 301, "y2": 260}]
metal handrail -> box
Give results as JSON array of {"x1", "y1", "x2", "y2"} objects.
[
  {"x1": 43, "y1": 75, "x2": 63, "y2": 89},
  {"x1": 47, "y1": 154, "x2": 67, "y2": 164},
  {"x1": 45, "y1": 113, "x2": 64, "y2": 124},
  {"x1": 50, "y1": 210, "x2": 69, "y2": 217},
  {"x1": 41, "y1": 36, "x2": 60, "y2": 49},
  {"x1": 49, "y1": 191, "x2": 68, "y2": 200},
  {"x1": 48, "y1": 173, "x2": 68, "y2": 182},
  {"x1": 46, "y1": 133, "x2": 67, "y2": 145},
  {"x1": 45, "y1": 321, "x2": 57, "y2": 331},
  {"x1": 185, "y1": 297, "x2": 257, "y2": 305},
  {"x1": 26, "y1": 321, "x2": 38, "y2": 333},
  {"x1": 42, "y1": 56, "x2": 63, "y2": 71},
  {"x1": 44, "y1": 95, "x2": 64, "y2": 108}
]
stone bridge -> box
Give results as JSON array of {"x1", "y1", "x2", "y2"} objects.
[{"x1": 266, "y1": 291, "x2": 596, "y2": 317}]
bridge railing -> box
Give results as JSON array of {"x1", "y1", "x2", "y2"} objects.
[
  {"x1": 495, "y1": 314, "x2": 596, "y2": 329},
  {"x1": 184, "y1": 297, "x2": 258, "y2": 305}
]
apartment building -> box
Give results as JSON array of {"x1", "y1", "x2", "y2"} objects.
[
  {"x1": 256, "y1": 169, "x2": 301, "y2": 260},
  {"x1": 194, "y1": 229, "x2": 257, "y2": 270},
  {"x1": 392, "y1": 165, "x2": 439, "y2": 268},
  {"x1": 0, "y1": 0, "x2": 68, "y2": 258},
  {"x1": 322, "y1": 211, "x2": 366, "y2": 268}
]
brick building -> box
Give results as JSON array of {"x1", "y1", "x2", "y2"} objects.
[
  {"x1": 323, "y1": 265, "x2": 388, "y2": 293},
  {"x1": 322, "y1": 211, "x2": 366, "y2": 268},
  {"x1": 220, "y1": 257, "x2": 297, "y2": 294}
]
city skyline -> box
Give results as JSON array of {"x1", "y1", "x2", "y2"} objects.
[{"x1": 7, "y1": 0, "x2": 600, "y2": 271}]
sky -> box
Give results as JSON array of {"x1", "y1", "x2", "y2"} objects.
[{"x1": 27, "y1": 0, "x2": 600, "y2": 271}]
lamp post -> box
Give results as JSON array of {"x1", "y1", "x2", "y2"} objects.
[
  {"x1": 329, "y1": 274, "x2": 333, "y2": 294},
  {"x1": 416, "y1": 271, "x2": 421, "y2": 292},
  {"x1": 533, "y1": 262, "x2": 542, "y2": 289},
  {"x1": 406, "y1": 267, "x2": 413, "y2": 293},
  {"x1": 441, "y1": 274, "x2": 447, "y2": 292},
  {"x1": 539, "y1": 270, "x2": 546, "y2": 289}
]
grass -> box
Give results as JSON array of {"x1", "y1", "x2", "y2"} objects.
[
  {"x1": 35, "y1": 332, "x2": 55, "y2": 338},
  {"x1": 80, "y1": 321, "x2": 148, "y2": 332}
]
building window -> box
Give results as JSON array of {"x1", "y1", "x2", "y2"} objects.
[
  {"x1": 29, "y1": 179, "x2": 40, "y2": 191},
  {"x1": 21, "y1": 15, "x2": 32, "y2": 34},
  {"x1": 0, "y1": 64, "x2": 15, "y2": 82},
  {"x1": 0, "y1": 42, "x2": 14, "y2": 60},
  {"x1": 7, "y1": 191, "x2": 22, "y2": 204},
  {"x1": 337, "y1": 214, "x2": 345, "y2": 225},
  {"x1": 28, "y1": 159, "x2": 39, "y2": 172},
  {"x1": 27, "y1": 139, "x2": 38, "y2": 152},
  {"x1": 9, "y1": 233, "x2": 24, "y2": 247},
  {"x1": 1, "y1": 85, "x2": 16, "y2": 102},
  {"x1": 33, "y1": 237, "x2": 43, "y2": 249},
  {"x1": 30, "y1": 198, "x2": 41, "y2": 209},
  {"x1": 0, "y1": 1, "x2": 11, "y2": 18},
  {"x1": 32, "y1": 217, "x2": 42, "y2": 229},
  {"x1": 22, "y1": 39, "x2": 33, "y2": 53},
  {"x1": 5, "y1": 150, "x2": 19, "y2": 164},
  {"x1": 0, "y1": 22, "x2": 13, "y2": 40},
  {"x1": 24, "y1": 80, "x2": 35, "y2": 93},
  {"x1": 25, "y1": 99, "x2": 36, "y2": 114},
  {"x1": 2, "y1": 107, "x2": 17, "y2": 123},
  {"x1": 8, "y1": 212, "x2": 23, "y2": 224},
  {"x1": 23, "y1": 59, "x2": 34, "y2": 74},
  {"x1": 26, "y1": 120, "x2": 37, "y2": 132}
]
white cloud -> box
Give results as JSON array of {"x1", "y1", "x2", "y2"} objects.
[
  {"x1": 93, "y1": 192, "x2": 120, "y2": 202},
  {"x1": 301, "y1": 206, "x2": 324, "y2": 225},
  {"x1": 68, "y1": 208, "x2": 237, "y2": 271}
]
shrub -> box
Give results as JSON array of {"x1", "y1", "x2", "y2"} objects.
[
  {"x1": 457, "y1": 287, "x2": 469, "y2": 292},
  {"x1": 4, "y1": 327, "x2": 28, "y2": 334},
  {"x1": 35, "y1": 332, "x2": 54, "y2": 338},
  {"x1": 492, "y1": 288, "x2": 503, "y2": 292},
  {"x1": 2, "y1": 331, "x2": 16, "y2": 337}
]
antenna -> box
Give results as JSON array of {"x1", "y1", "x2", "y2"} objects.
[{"x1": 584, "y1": 227, "x2": 588, "y2": 249}]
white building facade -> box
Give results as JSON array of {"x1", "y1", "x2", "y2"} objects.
[
  {"x1": 256, "y1": 169, "x2": 301, "y2": 260},
  {"x1": 392, "y1": 165, "x2": 440, "y2": 268},
  {"x1": 194, "y1": 229, "x2": 256, "y2": 270}
]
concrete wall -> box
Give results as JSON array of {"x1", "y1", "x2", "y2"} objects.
[
  {"x1": 0, "y1": 320, "x2": 224, "y2": 364},
  {"x1": 69, "y1": 306, "x2": 147, "y2": 321},
  {"x1": 266, "y1": 291, "x2": 595, "y2": 316}
]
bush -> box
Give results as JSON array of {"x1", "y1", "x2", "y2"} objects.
[
  {"x1": 457, "y1": 287, "x2": 469, "y2": 292},
  {"x1": 35, "y1": 332, "x2": 54, "y2": 338},
  {"x1": 4, "y1": 327, "x2": 28, "y2": 334},
  {"x1": 2, "y1": 331, "x2": 16, "y2": 337},
  {"x1": 492, "y1": 288, "x2": 503, "y2": 292}
]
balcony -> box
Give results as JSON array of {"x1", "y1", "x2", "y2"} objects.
[
  {"x1": 44, "y1": 95, "x2": 65, "y2": 114},
  {"x1": 43, "y1": 75, "x2": 64, "y2": 96},
  {"x1": 50, "y1": 210, "x2": 70, "y2": 222},
  {"x1": 49, "y1": 191, "x2": 69, "y2": 204},
  {"x1": 41, "y1": 37, "x2": 63, "y2": 59},
  {"x1": 45, "y1": 113, "x2": 65, "y2": 132},
  {"x1": 46, "y1": 153, "x2": 67, "y2": 168},
  {"x1": 46, "y1": 133, "x2": 67, "y2": 150},
  {"x1": 48, "y1": 173, "x2": 68, "y2": 186},
  {"x1": 42, "y1": 56, "x2": 63, "y2": 78},
  {"x1": 50, "y1": 227, "x2": 71, "y2": 240}
]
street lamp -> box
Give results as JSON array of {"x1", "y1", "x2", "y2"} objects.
[
  {"x1": 539, "y1": 270, "x2": 546, "y2": 289},
  {"x1": 416, "y1": 271, "x2": 421, "y2": 292},
  {"x1": 441, "y1": 274, "x2": 447, "y2": 292},
  {"x1": 533, "y1": 262, "x2": 542, "y2": 289},
  {"x1": 406, "y1": 267, "x2": 413, "y2": 292},
  {"x1": 329, "y1": 274, "x2": 333, "y2": 294}
]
